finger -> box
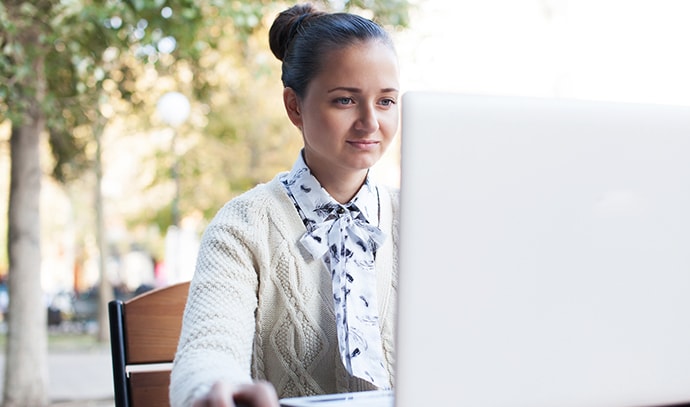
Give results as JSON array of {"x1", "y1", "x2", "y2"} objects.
[
  {"x1": 233, "y1": 381, "x2": 280, "y2": 407},
  {"x1": 194, "y1": 382, "x2": 234, "y2": 407}
]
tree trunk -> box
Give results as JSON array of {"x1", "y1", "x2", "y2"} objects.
[
  {"x1": 95, "y1": 117, "x2": 113, "y2": 343},
  {"x1": 2, "y1": 6, "x2": 50, "y2": 402},
  {"x1": 3, "y1": 112, "x2": 49, "y2": 406}
]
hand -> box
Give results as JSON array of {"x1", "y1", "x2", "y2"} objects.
[{"x1": 192, "y1": 380, "x2": 280, "y2": 407}]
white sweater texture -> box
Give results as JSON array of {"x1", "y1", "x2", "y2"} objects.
[{"x1": 169, "y1": 174, "x2": 399, "y2": 407}]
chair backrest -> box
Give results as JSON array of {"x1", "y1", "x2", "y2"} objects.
[{"x1": 109, "y1": 281, "x2": 190, "y2": 407}]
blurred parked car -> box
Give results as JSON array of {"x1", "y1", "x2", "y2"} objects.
[{"x1": 1, "y1": 283, "x2": 155, "y2": 331}]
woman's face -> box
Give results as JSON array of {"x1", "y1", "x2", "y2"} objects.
[{"x1": 285, "y1": 40, "x2": 400, "y2": 184}]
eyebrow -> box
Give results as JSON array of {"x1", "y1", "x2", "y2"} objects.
[{"x1": 327, "y1": 86, "x2": 399, "y2": 93}]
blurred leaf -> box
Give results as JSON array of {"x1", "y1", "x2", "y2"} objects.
[{"x1": 3, "y1": 0, "x2": 411, "y2": 232}]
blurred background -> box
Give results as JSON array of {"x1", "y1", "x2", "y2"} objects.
[{"x1": 1, "y1": 0, "x2": 689, "y2": 405}]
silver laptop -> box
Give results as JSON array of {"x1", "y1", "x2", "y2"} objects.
[
  {"x1": 281, "y1": 390, "x2": 393, "y2": 407},
  {"x1": 396, "y1": 92, "x2": 690, "y2": 407},
  {"x1": 281, "y1": 92, "x2": 690, "y2": 407}
]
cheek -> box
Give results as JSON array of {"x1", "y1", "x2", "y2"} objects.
[
  {"x1": 380, "y1": 110, "x2": 400, "y2": 137},
  {"x1": 302, "y1": 116, "x2": 328, "y2": 139},
  {"x1": 308, "y1": 111, "x2": 343, "y2": 133}
]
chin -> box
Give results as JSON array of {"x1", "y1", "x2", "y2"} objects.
[{"x1": 350, "y1": 159, "x2": 380, "y2": 171}]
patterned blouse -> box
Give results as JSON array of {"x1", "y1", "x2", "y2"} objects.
[{"x1": 281, "y1": 153, "x2": 389, "y2": 388}]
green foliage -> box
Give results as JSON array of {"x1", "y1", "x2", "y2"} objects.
[
  {"x1": 341, "y1": 0, "x2": 411, "y2": 26},
  {"x1": 2, "y1": 0, "x2": 411, "y2": 228}
]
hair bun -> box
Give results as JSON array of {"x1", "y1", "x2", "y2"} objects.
[{"x1": 269, "y1": 3, "x2": 323, "y2": 62}]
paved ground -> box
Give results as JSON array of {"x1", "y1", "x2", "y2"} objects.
[{"x1": 0, "y1": 345, "x2": 115, "y2": 406}]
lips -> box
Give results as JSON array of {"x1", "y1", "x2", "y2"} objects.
[{"x1": 347, "y1": 140, "x2": 380, "y2": 148}]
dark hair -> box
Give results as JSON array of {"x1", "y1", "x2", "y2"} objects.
[{"x1": 268, "y1": 3, "x2": 395, "y2": 98}]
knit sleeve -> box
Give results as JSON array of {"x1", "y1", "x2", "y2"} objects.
[{"x1": 169, "y1": 195, "x2": 265, "y2": 407}]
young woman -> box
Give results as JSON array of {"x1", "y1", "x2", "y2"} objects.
[{"x1": 170, "y1": 4, "x2": 401, "y2": 407}]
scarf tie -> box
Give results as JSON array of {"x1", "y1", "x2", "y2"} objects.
[
  {"x1": 300, "y1": 202, "x2": 389, "y2": 388},
  {"x1": 282, "y1": 156, "x2": 390, "y2": 388}
]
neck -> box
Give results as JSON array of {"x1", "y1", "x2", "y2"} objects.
[{"x1": 313, "y1": 168, "x2": 368, "y2": 204}]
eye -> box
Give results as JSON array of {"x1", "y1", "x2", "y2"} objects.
[
  {"x1": 379, "y1": 98, "x2": 397, "y2": 107},
  {"x1": 334, "y1": 97, "x2": 354, "y2": 105}
]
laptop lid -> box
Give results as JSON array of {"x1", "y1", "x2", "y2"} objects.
[{"x1": 396, "y1": 92, "x2": 690, "y2": 407}]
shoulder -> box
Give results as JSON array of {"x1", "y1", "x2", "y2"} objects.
[
  {"x1": 219, "y1": 175, "x2": 290, "y2": 213},
  {"x1": 375, "y1": 184, "x2": 400, "y2": 243},
  {"x1": 212, "y1": 174, "x2": 290, "y2": 222},
  {"x1": 378, "y1": 185, "x2": 400, "y2": 214},
  {"x1": 228, "y1": 174, "x2": 288, "y2": 208}
]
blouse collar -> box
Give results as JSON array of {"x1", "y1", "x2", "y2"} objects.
[{"x1": 282, "y1": 151, "x2": 380, "y2": 230}]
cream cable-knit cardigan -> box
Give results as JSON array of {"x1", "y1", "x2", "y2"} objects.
[{"x1": 169, "y1": 174, "x2": 399, "y2": 407}]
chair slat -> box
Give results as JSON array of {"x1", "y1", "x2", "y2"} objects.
[
  {"x1": 124, "y1": 281, "x2": 190, "y2": 364},
  {"x1": 129, "y1": 369, "x2": 172, "y2": 407}
]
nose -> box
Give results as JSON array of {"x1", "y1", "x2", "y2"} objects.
[{"x1": 354, "y1": 104, "x2": 379, "y2": 134}]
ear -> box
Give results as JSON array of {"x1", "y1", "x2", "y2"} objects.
[{"x1": 283, "y1": 87, "x2": 303, "y2": 129}]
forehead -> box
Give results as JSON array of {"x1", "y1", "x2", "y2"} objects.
[{"x1": 310, "y1": 40, "x2": 400, "y2": 91}]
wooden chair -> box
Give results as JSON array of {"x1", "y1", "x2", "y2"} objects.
[{"x1": 109, "y1": 281, "x2": 190, "y2": 407}]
